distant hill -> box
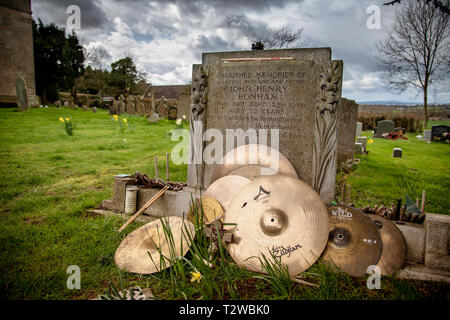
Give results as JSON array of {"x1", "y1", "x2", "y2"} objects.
[{"x1": 357, "y1": 100, "x2": 421, "y2": 106}]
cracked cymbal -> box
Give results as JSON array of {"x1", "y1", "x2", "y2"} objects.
[
  {"x1": 211, "y1": 144, "x2": 298, "y2": 183},
  {"x1": 367, "y1": 214, "x2": 407, "y2": 275},
  {"x1": 224, "y1": 175, "x2": 329, "y2": 276},
  {"x1": 321, "y1": 205, "x2": 382, "y2": 277},
  {"x1": 114, "y1": 216, "x2": 195, "y2": 274}
]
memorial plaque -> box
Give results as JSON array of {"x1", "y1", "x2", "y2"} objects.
[
  {"x1": 168, "y1": 106, "x2": 178, "y2": 120},
  {"x1": 337, "y1": 98, "x2": 358, "y2": 161},
  {"x1": 374, "y1": 120, "x2": 395, "y2": 137},
  {"x1": 423, "y1": 129, "x2": 432, "y2": 141},
  {"x1": 188, "y1": 48, "x2": 343, "y2": 204}
]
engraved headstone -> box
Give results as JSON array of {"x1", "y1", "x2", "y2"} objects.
[
  {"x1": 423, "y1": 129, "x2": 432, "y2": 141},
  {"x1": 356, "y1": 122, "x2": 362, "y2": 138},
  {"x1": 374, "y1": 120, "x2": 395, "y2": 138},
  {"x1": 188, "y1": 48, "x2": 343, "y2": 204},
  {"x1": 118, "y1": 95, "x2": 126, "y2": 114},
  {"x1": 15, "y1": 77, "x2": 29, "y2": 111},
  {"x1": 355, "y1": 142, "x2": 364, "y2": 155},
  {"x1": 431, "y1": 124, "x2": 450, "y2": 140},
  {"x1": 356, "y1": 136, "x2": 367, "y2": 148},
  {"x1": 125, "y1": 95, "x2": 136, "y2": 114},
  {"x1": 337, "y1": 98, "x2": 359, "y2": 161},
  {"x1": 136, "y1": 96, "x2": 146, "y2": 116},
  {"x1": 168, "y1": 106, "x2": 178, "y2": 120},
  {"x1": 393, "y1": 148, "x2": 402, "y2": 158},
  {"x1": 177, "y1": 92, "x2": 191, "y2": 121}
]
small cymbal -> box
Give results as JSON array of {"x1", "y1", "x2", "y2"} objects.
[
  {"x1": 211, "y1": 144, "x2": 298, "y2": 183},
  {"x1": 204, "y1": 175, "x2": 251, "y2": 213},
  {"x1": 187, "y1": 196, "x2": 224, "y2": 224},
  {"x1": 367, "y1": 214, "x2": 406, "y2": 275},
  {"x1": 114, "y1": 216, "x2": 195, "y2": 274},
  {"x1": 321, "y1": 205, "x2": 382, "y2": 277},
  {"x1": 224, "y1": 175, "x2": 329, "y2": 276}
]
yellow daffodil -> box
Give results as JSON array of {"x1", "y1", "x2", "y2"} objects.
[
  {"x1": 182, "y1": 115, "x2": 186, "y2": 120},
  {"x1": 368, "y1": 139, "x2": 374, "y2": 144},
  {"x1": 65, "y1": 117, "x2": 70, "y2": 121},
  {"x1": 176, "y1": 119, "x2": 182, "y2": 125},
  {"x1": 123, "y1": 118, "x2": 127, "y2": 123},
  {"x1": 190, "y1": 270, "x2": 202, "y2": 283},
  {"x1": 59, "y1": 117, "x2": 64, "y2": 122},
  {"x1": 113, "y1": 114, "x2": 118, "y2": 121}
]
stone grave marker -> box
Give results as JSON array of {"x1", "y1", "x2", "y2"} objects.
[
  {"x1": 188, "y1": 47, "x2": 343, "y2": 204},
  {"x1": 374, "y1": 120, "x2": 395, "y2": 138},
  {"x1": 431, "y1": 124, "x2": 450, "y2": 140},
  {"x1": 356, "y1": 136, "x2": 367, "y2": 148},
  {"x1": 54, "y1": 100, "x2": 61, "y2": 108},
  {"x1": 125, "y1": 95, "x2": 136, "y2": 114},
  {"x1": 393, "y1": 148, "x2": 402, "y2": 158},
  {"x1": 118, "y1": 95, "x2": 126, "y2": 114},
  {"x1": 92, "y1": 107, "x2": 97, "y2": 113},
  {"x1": 15, "y1": 77, "x2": 29, "y2": 111},
  {"x1": 168, "y1": 106, "x2": 178, "y2": 120},
  {"x1": 157, "y1": 97, "x2": 168, "y2": 118},
  {"x1": 355, "y1": 142, "x2": 364, "y2": 155},
  {"x1": 148, "y1": 112, "x2": 160, "y2": 123},
  {"x1": 177, "y1": 92, "x2": 191, "y2": 121},
  {"x1": 337, "y1": 98, "x2": 359, "y2": 161},
  {"x1": 63, "y1": 101, "x2": 70, "y2": 107},
  {"x1": 423, "y1": 129, "x2": 431, "y2": 141},
  {"x1": 356, "y1": 122, "x2": 362, "y2": 138},
  {"x1": 136, "y1": 96, "x2": 146, "y2": 116}
]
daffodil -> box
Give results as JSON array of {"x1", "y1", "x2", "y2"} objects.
[
  {"x1": 65, "y1": 117, "x2": 70, "y2": 121},
  {"x1": 368, "y1": 139, "x2": 374, "y2": 144},
  {"x1": 123, "y1": 118, "x2": 127, "y2": 123},
  {"x1": 190, "y1": 270, "x2": 202, "y2": 283},
  {"x1": 176, "y1": 119, "x2": 182, "y2": 125},
  {"x1": 182, "y1": 115, "x2": 186, "y2": 120},
  {"x1": 113, "y1": 114, "x2": 118, "y2": 121},
  {"x1": 59, "y1": 117, "x2": 64, "y2": 122}
]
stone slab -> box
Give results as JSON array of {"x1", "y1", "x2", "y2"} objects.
[
  {"x1": 337, "y1": 98, "x2": 358, "y2": 161},
  {"x1": 374, "y1": 120, "x2": 395, "y2": 138},
  {"x1": 398, "y1": 263, "x2": 450, "y2": 284},
  {"x1": 396, "y1": 222, "x2": 426, "y2": 264},
  {"x1": 425, "y1": 213, "x2": 450, "y2": 271},
  {"x1": 355, "y1": 122, "x2": 362, "y2": 139}
]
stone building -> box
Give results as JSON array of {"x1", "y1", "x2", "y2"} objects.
[{"x1": 0, "y1": 0, "x2": 38, "y2": 107}]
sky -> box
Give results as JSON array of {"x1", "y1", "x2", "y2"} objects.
[{"x1": 31, "y1": 0, "x2": 450, "y2": 104}]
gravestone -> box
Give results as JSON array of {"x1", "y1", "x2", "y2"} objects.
[
  {"x1": 82, "y1": 105, "x2": 89, "y2": 111},
  {"x1": 188, "y1": 47, "x2": 343, "y2": 204},
  {"x1": 136, "y1": 97, "x2": 146, "y2": 116},
  {"x1": 125, "y1": 95, "x2": 136, "y2": 114},
  {"x1": 337, "y1": 98, "x2": 358, "y2": 161},
  {"x1": 118, "y1": 95, "x2": 126, "y2": 114},
  {"x1": 157, "y1": 97, "x2": 168, "y2": 118},
  {"x1": 356, "y1": 122, "x2": 362, "y2": 138},
  {"x1": 393, "y1": 148, "x2": 402, "y2": 158},
  {"x1": 15, "y1": 77, "x2": 29, "y2": 111},
  {"x1": 431, "y1": 124, "x2": 450, "y2": 140},
  {"x1": 374, "y1": 120, "x2": 395, "y2": 138},
  {"x1": 423, "y1": 129, "x2": 432, "y2": 141},
  {"x1": 54, "y1": 100, "x2": 61, "y2": 108},
  {"x1": 356, "y1": 136, "x2": 367, "y2": 148},
  {"x1": 355, "y1": 142, "x2": 364, "y2": 155},
  {"x1": 110, "y1": 99, "x2": 118, "y2": 115},
  {"x1": 148, "y1": 112, "x2": 160, "y2": 123},
  {"x1": 92, "y1": 107, "x2": 97, "y2": 113},
  {"x1": 168, "y1": 106, "x2": 178, "y2": 120},
  {"x1": 177, "y1": 92, "x2": 191, "y2": 120}
]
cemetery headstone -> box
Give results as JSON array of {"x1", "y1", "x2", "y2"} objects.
[
  {"x1": 177, "y1": 92, "x2": 191, "y2": 121},
  {"x1": 355, "y1": 122, "x2": 362, "y2": 138},
  {"x1": 168, "y1": 106, "x2": 178, "y2": 120},
  {"x1": 148, "y1": 112, "x2": 160, "y2": 123},
  {"x1": 92, "y1": 107, "x2": 97, "y2": 113},
  {"x1": 188, "y1": 47, "x2": 343, "y2": 204},
  {"x1": 423, "y1": 129, "x2": 432, "y2": 141},
  {"x1": 54, "y1": 100, "x2": 61, "y2": 108},
  {"x1": 355, "y1": 142, "x2": 364, "y2": 155},
  {"x1": 337, "y1": 98, "x2": 358, "y2": 161},
  {"x1": 156, "y1": 97, "x2": 168, "y2": 118},
  {"x1": 125, "y1": 95, "x2": 136, "y2": 114},
  {"x1": 374, "y1": 120, "x2": 395, "y2": 138},
  {"x1": 118, "y1": 95, "x2": 126, "y2": 114},
  {"x1": 431, "y1": 124, "x2": 450, "y2": 140},
  {"x1": 15, "y1": 77, "x2": 29, "y2": 111},
  {"x1": 356, "y1": 136, "x2": 367, "y2": 148},
  {"x1": 393, "y1": 148, "x2": 402, "y2": 158},
  {"x1": 110, "y1": 99, "x2": 118, "y2": 115},
  {"x1": 82, "y1": 105, "x2": 89, "y2": 111},
  {"x1": 136, "y1": 97, "x2": 146, "y2": 116}
]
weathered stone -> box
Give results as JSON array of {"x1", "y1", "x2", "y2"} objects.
[
  {"x1": 355, "y1": 142, "x2": 364, "y2": 155},
  {"x1": 425, "y1": 213, "x2": 450, "y2": 271},
  {"x1": 15, "y1": 77, "x2": 28, "y2": 111},
  {"x1": 82, "y1": 105, "x2": 88, "y2": 111},
  {"x1": 54, "y1": 100, "x2": 61, "y2": 108},
  {"x1": 431, "y1": 124, "x2": 450, "y2": 140},
  {"x1": 423, "y1": 129, "x2": 432, "y2": 141},
  {"x1": 125, "y1": 95, "x2": 136, "y2": 114},
  {"x1": 135, "y1": 96, "x2": 145, "y2": 116},
  {"x1": 337, "y1": 98, "x2": 358, "y2": 161},
  {"x1": 148, "y1": 112, "x2": 160, "y2": 123},
  {"x1": 355, "y1": 122, "x2": 362, "y2": 138},
  {"x1": 396, "y1": 222, "x2": 426, "y2": 264},
  {"x1": 188, "y1": 48, "x2": 343, "y2": 204},
  {"x1": 168, "y1": 106, "x2": 178, "y2": 120},
  {"x1": 156, "y1": 102, "x2": 168, "y2": 118},
  {"x1": 374, "y1": 120, "x2": 395, "y2": 138},
  {"x1": 356, "y1": 136, "x2": 367, "y2": 148},
  {"x1": 63, "y1": 101, "x2": 70, "y2": 107},
  {"x1": 177, "y1": 92, "x2": 190, "y2": 121},
  {"x1": 92, "y1": 107, "x2": 97, "y2": 113},
  {"x1": 398, "y1": 263, "x2": 450, "y2": 283},
  {"x1": 117, "y1": 95, "x2": 126, "y2": 114},
  {"x1": 393, "y1": 147, "x2": 402, "y2": 158}
]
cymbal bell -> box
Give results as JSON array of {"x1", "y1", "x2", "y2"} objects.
[
  {"x1": 211, "y1": 144, "x2": 298, "y2": 183},
  {"x1": 204, "y1": 175, "x2": 251, "y2": 213},
  {"x1": 114, "y1": 216, "x2": 195, "y2": 274},
  {"x1": 367, "y1": 214, "x2": 406, "y2": 275},
  {"x1": 321, "y1": 205, "x2": 382, "y2": 277},
  {"x1": 224, "y1": 175, "x2": 329, "y2": 276},
  {"x1": 187, "y1": 196, "x2": 224, "y2": 224}
]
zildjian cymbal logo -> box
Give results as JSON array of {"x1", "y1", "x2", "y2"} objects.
[{"x1": 254, "y1": 186, "x2": 271, "y2": 201}]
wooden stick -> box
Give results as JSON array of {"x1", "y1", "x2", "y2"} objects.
[
  {"x1": 166, "y1": 153, "x2": 169, "y2": 181},
  {"x1": 118, "y1": 186, "x2": 169, "y2": 233},
  {"x1": 221, "y1": 57, "x2": 295, "y2": 62},
  {"x1": 342, "y1": 184, "x2": 346, "y2": 204},
  {"x1": 292, "y1": 276, "x2": 319, "y2": 287},
  {"x1": 154, "y1": 156, "x2": 158, "y2": 179},
  {"x1": 421, "y1": 190, "x2": 426, "y2": 213},
  {"x1": 399, "y1": 205, "x2": 406, "y2": 221},
  {"x1": 346, "y1": 185, "x2": 351, "y2": 204},
  {"x1": 416, "y1": 198, "x2": 420, "y2": 207}
]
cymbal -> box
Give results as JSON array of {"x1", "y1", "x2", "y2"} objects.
[
  {"x1": 187, "y1": 196, "x2": 224, "y2": 224},
  {"x1": 367, "y1": 214, "x2": 406, "y2": 275},
  {"x1": 211, "y1": 144, "x2": 298, "y2": 183},
  {"x1": 114, "y1": 216, "x2": 195, "y2": 274},
  {"x1": 321, "y1": 205, "x2": 382, "y2": 277},
  {"x1": 204, "y1": 175, "x2": 251, "y2": 213},
  {"x1": 224, "y1": 175, "x2": 329, "y2": 276}
]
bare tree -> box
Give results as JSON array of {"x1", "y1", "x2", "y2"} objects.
[
  {"x1": 87, "y1": 46, "x2": 111, "y2": 71},
  {"x1": 247, "y1": 27, "x2": 307, "y2": 49},
  {"x1": 377, "y1": 0, "x2": 449, "y2": 128},
  {"x1": 384, "y1": 0, "x2": 450, "y2": 14}
]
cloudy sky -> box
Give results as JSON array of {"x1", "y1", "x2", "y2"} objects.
[{"x1": 31, "y1": 0, "x2": 449, "y2": 104}]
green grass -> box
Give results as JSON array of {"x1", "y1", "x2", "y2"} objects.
[{"x1": 0, "y1": 107, "x2": 448, "y2": 300}]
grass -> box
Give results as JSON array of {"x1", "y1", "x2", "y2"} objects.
[{"x1": 0, "y1": 107, "x2": 448, "y2": 300}]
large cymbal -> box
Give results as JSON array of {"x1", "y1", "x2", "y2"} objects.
[
  {"x1": 211, "y1": 144, "x2": 298, "y2": 183},
  {"x1": 187, "y1": 196, "x2": 224, "y2": 224},
  {"x1": 321, "y1": 205, "x2": 382, "y2": 277},
  {"x1": 224, "y1": 175, "x2": 329, "y2": 276},
  {"x1": 367, "y1": 214, "x2": 406, "y2": 275},
  {"x1": 114, "y1": 216, "x2": 195, "y2": 274},
  {"x1": 204, "y1": 175, "x2": 251, "y2": 213}
]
